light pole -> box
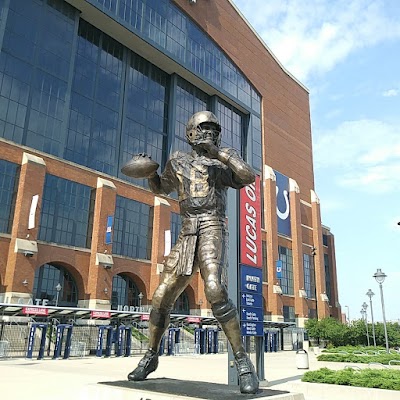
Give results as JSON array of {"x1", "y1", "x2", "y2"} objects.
[
  {"x1": 345, "y1": 305, "x2": 350, "y2": 324},
  {"x1": 366, "y1": 289, "x2": 376, "y2": 347},
  {"x1": 361, "y1": 302, "x2": 370, "y2": 346},
  {"x1": 138, "y1": 292, "x2": 144, "y2": 310},
  {"x1": 55, "y1": 283, "x2": 62, "y2": 307},
  {"x1": 373, "y1": 269, "x2": 389, "y2": 353}
]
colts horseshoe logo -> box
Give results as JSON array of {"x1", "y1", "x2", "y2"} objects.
[{"x1": 276, "y1": 186, "x2": 289, "y2": 220}]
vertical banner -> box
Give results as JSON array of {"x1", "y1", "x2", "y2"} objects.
[
  {"x1": 28, "y1": 195, "x2": 39, "y2": 229},
  {"x1": 239, "y1": 175, "x2": 263, "y2": 337},
  {"x1": 240, "y1": 175, "x2": 262, "y2": 268},
  {"x1": 105, "y1": 215, "x2": 113, "y2": 245},
  {"x1": 275, "y1": 170, "x2": 291, "y2": 237},
  {"x1": 276, "y1": 260, "x2": 282, "y2": 279}
]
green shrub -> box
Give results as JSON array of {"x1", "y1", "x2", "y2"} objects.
[
  {"x1": 317, "y1": 352, "x2": 400, "y2": 365},
  {"x1": 302, "y1": 368, "x2": 400, "y2": 391}
]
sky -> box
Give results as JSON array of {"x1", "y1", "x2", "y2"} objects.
[{"x1": 232, "y1": 0, "x2": 400, "y2": 323}]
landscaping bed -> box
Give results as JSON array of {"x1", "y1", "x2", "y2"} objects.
[{"x1": 302, "y1": 367, "x2": 400, "y2": 390}]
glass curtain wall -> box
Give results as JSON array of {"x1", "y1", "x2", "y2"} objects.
[
  {"x1": 278, "y1": 245, "x2": 294, "y2": 295},
  {"x1": 0, "y1": 160, "x2": 18, "y2": 233}
]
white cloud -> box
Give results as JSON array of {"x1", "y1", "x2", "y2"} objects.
[
  {"x1": 313, "y1": 119, "x2": 400, "y2": 192},
  {"x1": 382, "y1": 89, "x2": 399, "y2": 97},
  {"x1": 233, "y1": 0, "x2": 400, "y2": 83}
]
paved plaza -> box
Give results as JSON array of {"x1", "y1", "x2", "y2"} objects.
[{"x1": 1, "y1": 350, "x2": 398, "y2": 399}]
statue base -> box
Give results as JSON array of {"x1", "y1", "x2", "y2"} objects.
[{"x1": 100, "y1": 378, "x2": 304, "y2": 399}]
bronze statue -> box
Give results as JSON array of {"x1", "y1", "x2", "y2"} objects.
[{"x1": 123, "y1": 111, "x2": 259, "y2": 394}]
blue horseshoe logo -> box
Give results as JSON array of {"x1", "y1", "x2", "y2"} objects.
[{"x1": 276, "y1": 186, "x2": 290, "y2": 220}]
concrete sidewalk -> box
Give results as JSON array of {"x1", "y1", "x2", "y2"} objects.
[{"x1": 1, "y1": 350, "x2": 399, "y2": 399}]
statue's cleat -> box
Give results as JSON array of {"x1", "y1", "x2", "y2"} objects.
[
  {"x1": 128, "y1": 349, "x2": 159, "y2": 381},
  {"x1": 234, "y1": 351, "x2": 259, "y2": 394}
]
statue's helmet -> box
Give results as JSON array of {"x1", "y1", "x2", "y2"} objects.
[{"x1": 186, "y1": 111, "x2": 221, "y2": 147}]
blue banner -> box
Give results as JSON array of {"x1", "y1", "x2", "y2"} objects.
[
  {"x1": 276, "y1": 260, "x2": 282, "y2": 279},
  {"x1": 240, "y1": 264, "x2": 263, "y2": 294},
  {"x1": 105, "y1": 215, "x2": 113, "y2": 244},
  {"x1": 275, "y1": 170, "x2": 291, "y2": 237},
  {"x1": 241, "y1": 321, "x2": 264, "y2": 336},
  {"x1": 240, "y1": 292, "x2": 263, "y2": 308}
]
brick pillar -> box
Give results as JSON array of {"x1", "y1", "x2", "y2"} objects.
[
  {"x1": 149, "y1": 197, "x2": 171, "y2": 302},
  {"x1": 289, "y1": 178, "x2": 308, "y2": 327},
  {"x1": 311, "y1": 190, "x2": 329, "y2": 319},
  {"x1": 4, "y1": 153, "x2": 46, "y2": 304},
  {"x1": 263, "y1": 165, "x2": 282, "y2": 321},
  {"x1": 85, "y1": 177, "x2": 117, "y2": 309}
]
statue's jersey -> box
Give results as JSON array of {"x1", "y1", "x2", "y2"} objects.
[{"x1": 156, "y1": 150, "x2": 244, "y2": 218}]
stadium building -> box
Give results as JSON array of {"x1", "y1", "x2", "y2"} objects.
[{"x1": 0, "y1": 0, "x2": 341, "y2": 328}]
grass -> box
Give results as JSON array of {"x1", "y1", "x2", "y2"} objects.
[
  {"x1": 317, "y1": 352, "x2": 400, "y2": 365},
  {"x1": 302, "y1": 367, "x2": 400, "y2": 391}
]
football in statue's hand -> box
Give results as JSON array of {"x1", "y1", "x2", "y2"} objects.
[{"x1": 121, "y1": 153, "x2": 159, "y2": 178}]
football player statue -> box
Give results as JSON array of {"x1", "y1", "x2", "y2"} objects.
[{"x1": 125, "y1": 111, "x2": 259, "y2": 394}]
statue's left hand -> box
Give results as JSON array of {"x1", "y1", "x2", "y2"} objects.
[{"x1": 196, "y1": 139, "x2": 219, "y2": 159}]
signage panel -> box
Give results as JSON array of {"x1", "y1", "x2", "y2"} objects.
[
  {"x1": 241, "y1": 321, "x2": 264, "y2": 337},
  {"x1": 105, "y1": 215, "x2": 113, "y2": 245},
  {"x1": 187, "y1": 316, "x2": 201, "y2": 323},
  {"x1": 91, "y1": 310, "x2": 111, "y2": 319},
  {"x1": 275, "y1": 170, "x2": 291, "y2": 237},
  {"x1": 240, "y1": 292, "x2": 263, "y2": 308},
  {"x1": 240, "y1": 264, "x2": 263, "y2": 294},
  {"x1": 276, "y1": 259, "x2": 282, "y2": 279},
  {"x1": 240, "y1": 175, "x2": 262, "y2": 268},
  {"x1": 241, "y1": 307, "x2": 263, "y2": 323},
  {"x1": 22, "y1": 307, "x2": 48, "y2": 316}
]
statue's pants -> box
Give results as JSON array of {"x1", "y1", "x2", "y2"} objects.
[{"x1": 149, "y1": 216, "x2": 244, "y2": 354}]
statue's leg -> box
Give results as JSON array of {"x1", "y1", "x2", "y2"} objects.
[
  {"x1": 128, "y1": 259, "x2": 194, "y2": 381},
  {"x1": 198, "y1": 225, "x2": 259, "y2": 394}
]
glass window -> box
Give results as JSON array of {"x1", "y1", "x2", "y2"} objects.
[
  {"x1": 170, "y1": 212, "x2": 181, "y2": 247},
  {"x1": 324, "y1": 253, "x2": 332, "y2": 305},
  {"x1": 216, "y1": 100, "x2": 243, "y2": 154},
  {"x1": 262, "y1": 240, "x2": 267, "y2": 283},
  {"x1": 119, "y1": 51, "x2": 168, "y2": 187},
  {"x1": 0, "y1": 159, "x2": 18, "y2": 233},
  {"x1": 93, "y1": 0, "x2": 256, "y2": 110},
  {"x1": 278, "y1": 245, "x2": 293, "y2": 295},
  {"x1": 303, "y1": 253, "x2": 316, "y2": 299},
  {"x1": 173, "y1": 77, "x2": 209, "y2": 153},
  {"x1": 39, "y1": 174, "x2": 92, "y2": 248},
  {"x1": 111, "y1": 273, "x2": 140, "y2": 310},
  {"x1": 0, "y1": 0, "x2": 76, "y2": 155},
  {"x1": 323, "y1": 234, "x2": 329, "y2": 247},
  {"x1": 65, "y1": 20, "x2": 123, "y2": 176},
  {"x1": 251, "y1": 114, "x2": 262, "y2": 172},
  {"x1": 113, "y1": 195, "x2": 153, "y2": 260},
  {"x1": 172, "y1": 291, "x2": 189, "y2": 315},
  {"x1": 33, "y1": 263, "x2": 78, "y2": 307},
  {"x1": 283, "y1": 305, "x2": 295, "y2": 323}
]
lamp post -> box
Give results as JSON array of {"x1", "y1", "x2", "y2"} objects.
[
  {"x1": 345, "y1": 305, "x2": 350, "y2": 324},
  {"x1": 366, "y1": 289, "x2": 377, "y2": 347},
  {"x1": 361, "y1": 302, "x2": 370, "y2": 346},
  {"x1": 138, "y1": 292, "x2": 144, "y2": 310},
  {"x1": 55, "y1": 283, "x2": 62, "y2": 307},
  {"x1": 373, "y1": 269, "x2": 389, "y2": 353}
]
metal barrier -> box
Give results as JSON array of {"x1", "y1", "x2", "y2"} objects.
[
  {"x1": 26, "y1": 323, "x2": 48, "y2": 360},
  {"x1": 0, "y1": 340, "x2": 10, "y2": 358},
  {"x1": 115, "y1": 325, "x2": 131, "y2": 357},
  {"x1": 70, "y1": 341, "x2": 86, "y2": 357},
  {"x1": 53, "y1": 324, "x2": 73, "y2": 359},
  {"x1": 96, "y1": 325, "x2": 114, "y2": 357}
]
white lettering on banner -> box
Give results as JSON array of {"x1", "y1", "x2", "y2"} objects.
[
  {"x1": 243, "y1": 183, "x2": 258, "y2": 265},
  {"x1": 246, "y1": 275, "x2": 260, "y2": 283},
  {"x1": 245, "y1": 184, "x2": 256, "y2": 202},
  {"x1": 245, "y1": 283, "x2": 257, "y2": 291}
]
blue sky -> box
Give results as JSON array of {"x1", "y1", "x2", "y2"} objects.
[{"x1": 233, "y1": 0, "x2": 400, "y2": 323}]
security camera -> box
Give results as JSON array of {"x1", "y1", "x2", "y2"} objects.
[
  {"x1": 24, "y1": 251, "x2": 34, "y2": 257},
  {"x1": 103, "y1": 264, "x2": 112, "y2": 270}
]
